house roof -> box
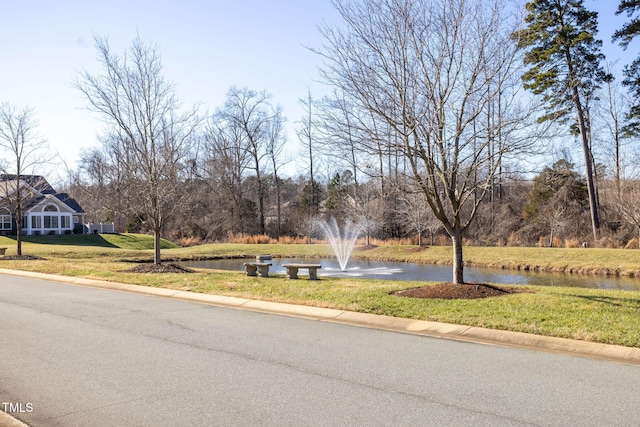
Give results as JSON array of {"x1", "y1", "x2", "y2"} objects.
[
  {"x1": 55, "y1": 193, "x2": 85, "y2": 213},
  {"x1": 0, "y1": 175, "x2": 84, "y2": 214},
  {"x1": 0, "y1": 174, "x2": 56, "y2": 194}
]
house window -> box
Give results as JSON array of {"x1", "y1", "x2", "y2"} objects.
[
  {"x1": 44, "y1": 216, "x2": 59, "y2": 229},
  {"x1": 32, "y1": 216, "x2": 42, "y2": 228},
  {"x1": 61, "y1": 216, "x2": 70, "y2": 228},
  {"x1": 44, "y1": 205, "x2": 58, "y2": 212},
  {"x1": 0, "y1": 208, "x2": 11, "y2": 230}
]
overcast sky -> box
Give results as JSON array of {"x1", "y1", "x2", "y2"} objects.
[{"x1": 0, "y1": 1, "x2": 634, "y2": 179}]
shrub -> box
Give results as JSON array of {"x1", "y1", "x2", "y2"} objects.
[{"x1": 565, "y1": 238, "x2": 580, "y2": 248}]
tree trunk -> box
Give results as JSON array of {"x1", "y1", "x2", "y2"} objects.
[
  {"x1": 568, "y1": 63, "x2": 599, "y2": 241},
  {"x1": 154, "y1": 231, "x2": 161, "y2": 264},
  {"x1": 16, "y1": 205, "x2": 22, "y2": 256},
  {"x1": 451, "y1": 229, "x2": 464, "y2": 284}
]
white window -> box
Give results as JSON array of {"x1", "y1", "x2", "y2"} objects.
[
  {"x1": 61, "y1": 216, "x2": 71, "y2": 228},
  {"x1": 32, "y1": 216, "x2": 42, "y2": 228},
  {"x1": 0, "y1": 208, "x2": 11, "y2": 230}
]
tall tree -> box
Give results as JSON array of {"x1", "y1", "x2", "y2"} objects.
[
  {"x1": 221, "y1": 87, "x2": 275, "y2": 235},
  {"x1": 514, "y1": 0, "x2": 608, "y2": 242},
  {"x1": 317, "y1": 0, "x2": 539, "y2": 284},
  {"x1": 297, "y1": 90, "x2": 320, "y2": 216},
  {"x1": 74, "y1": 36, "x2": 200, "y2": 264},
  {"x1": 614, "y1": 1, "x2": 640, "y2": 134},
  {"x1": 265, "y1": 105, "x2": 287, "y2": 237},
  {"x1": 0, "y1": 103, "x2": 47, "y2": 255}
]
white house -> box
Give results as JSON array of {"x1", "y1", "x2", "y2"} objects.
[{"x1": 0, "y1": 175, "x2": 85, "y2": 236}]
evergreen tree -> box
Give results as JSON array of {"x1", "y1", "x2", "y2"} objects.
[
  {"x1": 614, "y1": 0, "x2": 640, "y2": 133},
  {"x1": 514, "y1": 0, "x2": 607, "y2": 242}
]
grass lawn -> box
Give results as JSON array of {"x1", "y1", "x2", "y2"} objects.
[{"x1": 1, "y1": 234, "x2": 640, "y2": 347}]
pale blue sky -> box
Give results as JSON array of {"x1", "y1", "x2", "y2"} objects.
[
  {"x1": 1, "y1": 0, "x2": 340, "y2": 173},
  {"x1": 0, "y1": 1, "x2": 634, "y2": 176}
]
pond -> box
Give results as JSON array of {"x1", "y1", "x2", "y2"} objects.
[{"x1": 180, "y1": 257, "x2": 640, "y2": 291}]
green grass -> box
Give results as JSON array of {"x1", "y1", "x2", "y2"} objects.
[{"x1": 1, "y1": 236, "x2": 640, "y2": 347}]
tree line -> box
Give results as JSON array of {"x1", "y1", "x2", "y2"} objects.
[{"x1": 3, "y1": 0, "x2": 640, "y2": 283}]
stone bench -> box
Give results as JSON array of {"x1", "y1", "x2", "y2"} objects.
[
  {"x1": 243, "y1": 262, "x2": 272, "y2": 277},
  {"x1": 281, "y1": 263, "x2": 322, "y2": 280},
  {"x1": 0, "y1": 247, "x2": 6, "y2": 256}
]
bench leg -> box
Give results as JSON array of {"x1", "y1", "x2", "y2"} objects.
[
  {"x1": 286, "y1": 267, "x2": 299, "y2": 279},
  {"x1": 257, "y1": 265, "x2": 270, "y2": 277},
  {"x1": 245, "y1": 264, "x2": 258, "y2": 276},
  {"x1": 308, "y1": 268, "x2": 318, "y2": 280}
]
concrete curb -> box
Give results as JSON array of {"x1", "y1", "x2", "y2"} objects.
[
  {"x1": 2, "y1": 268, "x2": 640, "y2": 366},
  {"x1": 0, "y1": 410, "x2": 29, "y2": 427}
]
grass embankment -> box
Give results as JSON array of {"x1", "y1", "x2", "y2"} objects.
[{"x1": 1, "y1": 235, "x2": 640, "y2": 347}]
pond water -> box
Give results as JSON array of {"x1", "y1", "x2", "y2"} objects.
[{"x1": 181, "y1": 257, "x2": 640, "y2": 291}]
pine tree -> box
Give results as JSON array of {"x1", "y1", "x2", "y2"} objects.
[
  {"x1": 513, "y1": 0, "x2": 608, "y2": 241},
  {"x1": 614, "y1": 0, "x2": 640, "y2": 133}
]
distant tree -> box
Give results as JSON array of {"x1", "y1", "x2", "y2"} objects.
[
  {"x1": 597, "y1": 66, "x2": 629, "y2": 195},
  {"x1": 203, "y1": 110, "x2": 252, "y2": 234},
  {"x1": 350, "y1": 180, "x2": 384, "y2": 246},
  {"x1": 74, "y1": 36, "x2": 200, "y2": 264},
  {"x1": 398, "y1": 190, "x2": 441, "y2": 246},
  {"x1": 0, "y1": 103, "x2": 47, "y2": 255},
  {"x1": 608, "y1": 179, "x2": 640, "y2": 248},
  {"x1": 614, "y1": 1, "x2": 640, "y2": 134},
  {"x1": 221, "y1": 87, "x2": 277, "y2": 235},
  {"x1": 297, "y1": 90, "x2": 320, "y2": 216},
  {"x1": 265, "y1": 106, "x2": 287, "y2": 237},
  {"x1": 523, "y1": 159, "x2": 589, "y2": 244},
  {"x1": 514, "y1": 0, "x2": 609, "y2": 241}
]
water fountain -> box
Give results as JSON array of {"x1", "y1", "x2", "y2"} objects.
[{"x1": 317, "y1": 217, "x2": 362, "y2": 271}]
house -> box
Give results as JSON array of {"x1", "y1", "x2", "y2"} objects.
[{"x1": 0, "y1": 175, "x2": 85, "y2": 236}]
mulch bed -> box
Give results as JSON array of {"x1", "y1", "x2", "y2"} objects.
[
  {"x1": 392, "y1": 282, "x2": 529, "y2": 300},
  {"x1": 119, "y1": 263, "x2": 195, "y2": 274}
]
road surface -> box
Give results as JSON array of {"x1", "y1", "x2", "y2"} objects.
[{"x1": 1, "y1": 274, "x2": 639, "y2": 426}]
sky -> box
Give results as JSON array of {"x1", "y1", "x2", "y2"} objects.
[
  {"x1": 0, "y1": 0, "x2": 341, "y2": 178},
  {"x1": 0, "y1": 1, "x2": 635, "y2": 180}
]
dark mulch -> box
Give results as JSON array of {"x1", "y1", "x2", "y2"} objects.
[
  {"x1": 392, "y1": 282, "x2": 530, "y2": 300},
  {"x1": 0, "y1": 255, "x2": 47, "y2": 261},
  {"x1": 119, "y1": 263, "x2": 195, "y2": 274}
]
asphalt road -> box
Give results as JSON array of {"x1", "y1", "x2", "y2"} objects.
[{"x1": 1, "y1": 274, "x2": 640, "y2": 426}]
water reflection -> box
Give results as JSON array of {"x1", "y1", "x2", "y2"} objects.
[{"x1": 181, "y1": 257, "x2": 640, "y2": 291}]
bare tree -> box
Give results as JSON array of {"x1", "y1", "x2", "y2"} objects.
[
  {"x1": 0, "y1": 103, "x2": 48, "y2": 255},
  {"x1": 221, "y1": 87, "x2": 278, "y2": 235},
  {"x1": 316, "y1": 0, "x2": 541, "y2": 283},
  {"x1": 203, "y1": 109, "x2": 253, "y2": 234},
  {"x1": 265, "y1": 105, "x2": 287, "y2": 236},
  {"x1": 297, "y1": 90, "x2": 321, "y2": 215},
  {"x1": 74, "y1": 36, "x2": 200, "y2": 264},
  {"x1": 609, "y1": 179, "x2": 640, "y2": 248},
  {"x1": 398, "y1": 190, "x2": 441, "y2": 246}
]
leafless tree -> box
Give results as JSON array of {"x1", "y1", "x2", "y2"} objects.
[
  {"x1": 265, "y1": 105, "x2": 287, "y2": 236},
  {"x1": 0, "y1": 103, "x2": 48, "y2": 255},
  {"x1": 297, "y1": 90, "x2": 321, "y2": 215},
  {"x1": 220, "y1": 87, "x2": 277, "y2": 235},
  {"x1": 608, "y1": 179, "x2": 640, "y2": 248},
  {"x1": 397, "y1": 190, "x2": 441, "y2": 246},
  {"x1": 74, "y1": 36, "x2": 200, "y2": 264},
  {"x1": 316, "y1": 0, "x2": 542, "y2": 283},
  {"x1": 202, "y1": 110, "x2": 252, "y2": 234}
]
